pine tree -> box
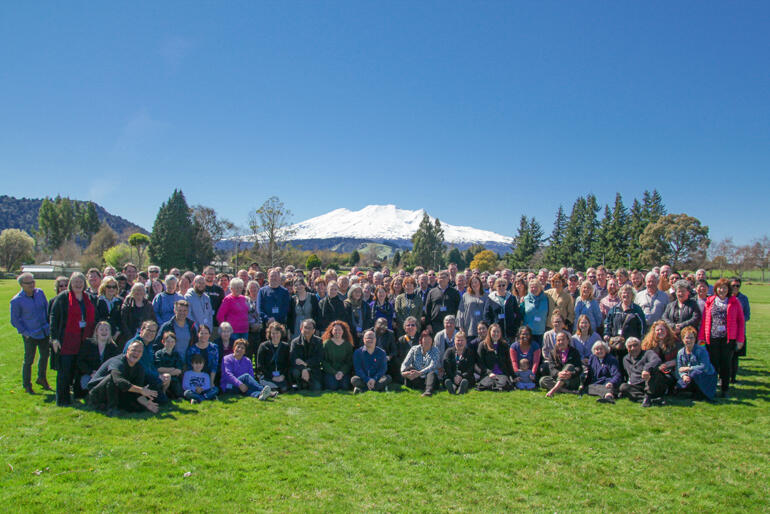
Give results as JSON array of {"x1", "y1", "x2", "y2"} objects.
[
  {"x1": 410, "y1": 213, "x2": 445, "y2": 269},
  {"x1": 605, "y1": 193, "x2": 629, "y2": 268},
  {"x1": 562, "y1": 197, "x2": 586, "y2": 269},
  {"x1": 349, "y1": 249, "x2": 361, "y2": 266},
  {"x1": 544, "y1": 205, "x2": 568, "y2": 267},
  {"x1": 446, "y1": 247, "x2": 464, "y2": 267},
  {"x1": 580, "y1": 194, "x2": 601, "y2": 266},
  {"x1": 591, "y1": 205, "x2": 612, "y2": 267},
  {"x1": 626, "y1": 198, "x2": 645, "y2": 268},
  {"x1": 149, "y1": 189, "x2": 195, "y2": 271},
  {"x1": 392, "y1": 250, "x2": 401, "y2": 268},
  {"x1": 508, "y1": 216, "x2": 543, "y2": 270}
]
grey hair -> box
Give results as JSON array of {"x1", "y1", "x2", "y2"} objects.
[
  {"x1": 229, "y1": 277, "x2": 244, "y2": 292},
  {"x1": 592, "y1": 340, "x2": 610, "y2": 353},
  {"x1": 347, "y1": 284, "x2": 363, "y2": 299},
  {"x1": 625, "y1": 337, "x2": 641, "y2": 348},
  {"x1": 674, "y1": 279, "x2": 691, "y2": 291},
  {"x1": 619, "y1": 283, "x2": 636, "y2": 300},
  {"x1": 17, "y1": 272, "x2": 34, "y2": 286},
  {"x1": 443, "y1": 315, "x2": 456, "y2": 325},
  {"x1": 68, "y1": 272, "x2": 87, "y2": 292},
  {"x1": 645, "y1": 271, "x2": 659, "y2": 282},
  {"x1": 164, "y1": 274, "x2": 178, "y2": 286}
]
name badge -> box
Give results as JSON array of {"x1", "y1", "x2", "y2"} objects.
[
  {"x1": 272, "y1": 307, "x2": 279, "y2": 314},
  {"x1": 439, "y1": 306, "x2": 447, "y2": 312},
  {"x1": 272, "y1": 371, "x2": 280, "y2": 377},
  {"x1": 498, "y1": 314, "x2": 505, "y2": 320},
  {"x1": 79, "y1": 320, "x2": 87, "y2": 329},
  {"x1": 474, "y1": 310, "x2": 481, "y2": 316},
  {"x1": 534, "y1": 317, "x2": 542, "y2": 322}
]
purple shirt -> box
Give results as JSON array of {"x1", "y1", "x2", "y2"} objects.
[
  {"x1": 10, "y1": 288, "x2": 49, "y2": 338},
  {"x1": 220, "y1": 354, "x2": 255, "y2": 390}
]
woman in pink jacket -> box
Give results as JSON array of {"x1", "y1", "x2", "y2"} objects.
[
  {"x1": 698, "y1": 278, "x2": 745, "y2": 397},
  {"x1": 216, "y1": 278, "x2": 250, "y2": 340}
]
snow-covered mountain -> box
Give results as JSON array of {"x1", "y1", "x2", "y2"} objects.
[
  {"x1": 291, "y1": 205, "x2": 512, "y2": 246},
  {"x1": 225, "y1": 204, "x2": 514, "y2": 255}
]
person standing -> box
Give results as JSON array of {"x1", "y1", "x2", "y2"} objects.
[
  {"x1": 10, "y1": 273, "x2": 51, "y2": 394},
  {"x1": 424, "y1": 270, "x2": 461, "y2": 335}
]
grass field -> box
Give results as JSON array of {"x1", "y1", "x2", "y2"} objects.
[{"x1": 1, "y1": 280, "x2": 768, "y2": 512}]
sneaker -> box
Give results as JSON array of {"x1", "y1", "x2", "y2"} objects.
[
  {"x1": 421, "y1": 391, "x2": 432, "y2": 397},
  {"x1": 258, "y1": 386, "x2": 272, "y2": 401},
  {"x1": 642, "y1": 395, "x2": 652, "y2": 408},
  {"x1": 444, "y1": 379, "x2": 456, "y2": 395},
  {"x1": 458, "y1": 379, "x2": 469, "y2": 395},
  {"x1": 353, "y1": 387, "x2": 362, "y2": 395}
]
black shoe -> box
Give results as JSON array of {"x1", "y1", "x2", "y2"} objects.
[
  {"x1": 458, "y1": 379, "x2": 469, "y2": 395},
  {"x1": 652, "y1": 397, "x2": 666, "y2": 406},
  {"x1": 642, "y1": 395, "x2": 652, "y2": 408},
  {"x1": 36, "y1": 378, "x2": 52, "y2": 391},
  {"x1": 24, "y1": 384, "x2": 35, "y2": 395},
  {"x1": 444, "y1": 379, "x2": 456, "y2": 395},
  {"x1": 597, "y1": 396, "x2": 616, "y2": 404}
]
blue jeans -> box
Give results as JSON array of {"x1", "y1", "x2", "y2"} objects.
[
  {"x1": 324, "y1": 372, "x2": 350, "y2": 391},
  {"x1": 224, "y1": 373, "x2": 265, "y2": 395},
  {"x1": 184, "y1": 386, "x2": 220, "y2": 402}
]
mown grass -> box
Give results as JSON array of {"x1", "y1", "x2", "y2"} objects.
[{"x1": 1, "y1": 280, "x2": 768, "y2": 512}]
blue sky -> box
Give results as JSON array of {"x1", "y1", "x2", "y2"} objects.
[{"x1": 1, "y1": 2, "x2": 767, "y2": 244}]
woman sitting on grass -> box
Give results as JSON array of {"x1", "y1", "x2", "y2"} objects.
[
  {"x1": 477, "y1": 323, "x2": 516, "y2": 392},
  {"x1": 541, "y1": 331, "x2": 583, "y2": 397},
  {"x1": 511, "y1": 325, "x2": 542, "y2": 380},
  {"x1": 77, "y1": 320, "x2": 121, "y2": 393},
  {"x1": 642, "y1": 320, "x2": 682, "y2": 398},
  {"x1": 321, "y1": 320, "x2": 354, "y2": 391},
  {"x1": 675, "y1": 326, "x2": 717, "y2": 401},
  {"x1": 583, "y1": 340, "x2": 622, "y2": 404},
  {"x1": 220, "y1": 339, "x2": 272, "y2": 400},
  {"x1": 401, "y1": 329, "x2": 440, "y2": 396}
]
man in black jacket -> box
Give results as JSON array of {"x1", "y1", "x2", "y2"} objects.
[
  {"x1": 619, "y1": 337, "x2": 668, "y2": 407},
  {"x1": 289, "y1": 319, "x2": 323, "y2": 391},
  {"x1": 87, "y1": 341, "x2": 159, "y2": 413},
  {"x1": 425, "y1": 271, "x2": 461, "y2": 335}
]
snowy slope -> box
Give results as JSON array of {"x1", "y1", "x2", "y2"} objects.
[{"x1": 289, "y1": 205, "x2": 512, "y2": 245}]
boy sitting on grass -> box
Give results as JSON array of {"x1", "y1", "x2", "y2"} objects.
[{"x1": 183, "y1": 354, "x2": 219, "y2": 404}]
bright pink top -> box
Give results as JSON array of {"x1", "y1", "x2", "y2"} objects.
[{"x1": 216, "y1": 294, "x2": 250, "y2": 333}]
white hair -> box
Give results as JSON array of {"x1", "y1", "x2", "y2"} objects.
[
  {"x1": 592, "y1": 340, "x2": 610, "y2": 353},
  {"x1": 229, "y1": 278, "x2": 244, "y2": 292}
]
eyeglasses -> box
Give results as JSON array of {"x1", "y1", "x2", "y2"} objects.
[
  {"x1": 105, "y1": 285, "x2": 117, "y2": 289},
  {"x1": 731, "y1": 284, "x2": 740, "y2": 288},
  {"x1": 21, "y1": 281, "x2": 35, "y2": 285}
]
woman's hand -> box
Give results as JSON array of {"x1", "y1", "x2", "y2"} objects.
[
  {"x1": 678, "y1": 366, "x2": 691, "y2": 374},
  {"x1": 50, "y1": 339, "x2": 61, "y2": 352}
]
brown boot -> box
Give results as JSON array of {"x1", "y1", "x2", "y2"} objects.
[
  {"x1": 36, "y1": 378, "x2": 52, "y2": 391},
  {"x1": 24, "y1": 384, "x2": 35, "y2": 394}
]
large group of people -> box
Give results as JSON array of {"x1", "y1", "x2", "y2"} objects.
[{"x1": 10, "y1": 260, "x2": 750, "y2": 414}]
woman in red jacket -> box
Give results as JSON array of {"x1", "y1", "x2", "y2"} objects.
[{"x1": 698, "y1": 278, "x2": 745, "y2": 397}]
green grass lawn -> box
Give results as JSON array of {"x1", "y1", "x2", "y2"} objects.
[{"x1": 1, "y1": 280, "x2": 769, "y2": 512}]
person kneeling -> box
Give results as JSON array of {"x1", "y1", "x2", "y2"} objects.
[
  {"x1": 87, "y1": 340, "x2": 159, "y2": 413},
  {"x1": 443, "y1": 330, "x2": 476, "y2": 394},
  {"x1": 675, "y1": 326, "x2": 717, "y2": 402},
  {"x1": 221, "y1": 339, "x2": 272, "y2": 400},
  {"x1": 401, "y1": 330, "x2": 440, "y2": 397},
  {"x1": 183, "y1": 354, "x2": 219, "y2": 403},
  {"x1": 540, "y1": 332, "x2": 582, "y2": 397},
  {"x1": 583, "y1": 340, "x2": 621, "y2": 404},
  {"x1": 351, "y1": 330, "x2": 392, "y2": 393}
]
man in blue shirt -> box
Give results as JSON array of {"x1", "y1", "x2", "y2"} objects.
[
  {"x1": 10, "y1": 273, "x2": 50, "y2": 394},
  {"x1": 256, "y1": 268, "x2": 291, "y2": 328},
  {"x1": 351, "y1": 330, "x2": 391, "y2": 393},
  {"x1": 730, "y1": 277, "x2": 751, "y2": 382}
]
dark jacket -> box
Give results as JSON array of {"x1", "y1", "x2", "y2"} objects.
[
  {"x1": 483, "y1": 294, "x2": 522, "y2": 341},
  {"x1": 662, "y1": 298, "x2": 702, "y2": 333},
  {"x1": 154, "y1": 317, "x2": 198, "y2": 350},
  {"x1": 477, "y1": 340, "x2": 515, "y2": 378},
  {"x1": 318, "y1": 295, "x2": 352, "y2": 333},
  {"x1": 603, "y1": 303, "x2": 646, "y2": 340},
  {"x1": 622, "y1": 349, "x2": 662, "y2": 385},
  {"x1": 369, "y1": 300, "x2": 395, "y2": 330},
  {"x1": 424, "y1": 286, "x2": 461, "y2": 334},
  {"x1": 256, "y1": 340, "x2": 291, "y2": 378},
  {"x1": 87, "y1": 354, "x2": 144, "y2": 391},
  {"x1": 546, "y1": 346, "x2": 583, "y2": 379},
  {"x1": 120, "y1": 297, "x2": 157, "y2": 344},
  {"x1": 287, "y1": 294, "x2": 320, "y2": 335},
  {"x1": 77, "y1": 339, "x2": 121, "y2": 375},
  {"x1": 586, "y1": 353, "x2": 622, "y2": 386},
  {"x1": 443, "y1": 345, "x2": 477, "y2": 382},
  {"x1": 651, "y1": 341, "x2": 683, "y2": 375},
  {"x1": 96, "y1": 296, "x2": 123, "y2": 337},
  {"x1": 345, "y1": 300, "x2": 372, "y2": 343},
  {"x1": 289, "y1": 334, "x2": 323, "y2": 374},
  {"x1": 375, "y1": 329, "x2": 397, "y2": 362}
]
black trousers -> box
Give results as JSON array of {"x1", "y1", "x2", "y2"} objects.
[
  {"x1": 707, "y1": 337, "x2": 736, "y2": 393},
  {"x1": 539, "y1": 364, "x2": 580, "y2": 391},
  {"x1": 478, "y1": 374, "x2": 514, "y2": 391},
  {"x1": 732, "y1": 336, "x2": 746, "y2": 381},
  {"x1": 56, "y1": 353, "x2": 82, "y2": 405},
  {"x1": 619, "y1": 369, "x2": 669, "y2": 401},
  {"x1": 88, "y1": 375, "x2": 144, "y2": 412},
  {"x1": 351, "y1": 375, "x2": 392, "y2": 392},
  {"x1": 405, "y1": 373, "x2": 436, "y2": 394},
  {"x1": 587, "y1": 383, "x2": 618, "y2": 397},
  {"x1": 290, "y1": 368, "x2": 322, "y2": 391},
  {"x1": 22, "y1": 336, "x2": 49, "y2": 387}
]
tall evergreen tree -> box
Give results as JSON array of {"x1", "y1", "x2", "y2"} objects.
[
  {"x1": 579, "y1": 194, "x2": 601, "y2": 266},
  {"x1": 626, "y1": 198, "x2": 645, "y2": 268},
  {"x1": 605, "y1": 193, "x2": 629, "y2": 268},
  {"x1": 446, "y1": 246, "x2": 464, "y2": 267},
  {"x1": 77, "y1": 201, "x2": 101, "y2": 244},
  {"x1": 561, "y1": 197, "x2": 586, "y2": 269},
  {"x1": 591, "y1": 205, "x2": 612, "y2": 267},
  {"x1": 508, "y1": 216, "x2": 543, "y2": 270},
  {"x1": 149, "y1": 189, "x2": 195, "y2": 271},
  {"x1": 410, "y1": 212, "x2": 445, "y2": 269},
  {"x1": 544, "y1": 205, "x2": 568, "y2": 267}
]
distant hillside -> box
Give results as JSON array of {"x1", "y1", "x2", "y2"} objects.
[{"x1": 0, "y1": 195, "x2": 148, "y2": 239}]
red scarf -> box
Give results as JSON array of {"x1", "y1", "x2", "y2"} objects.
[{"x1": 61, "y1": 292, "x2": 95, "y2": 355}]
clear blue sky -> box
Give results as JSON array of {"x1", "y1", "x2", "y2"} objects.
[{"x1": 1, "y1": 2, "x2": 767, "y2": 244}]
